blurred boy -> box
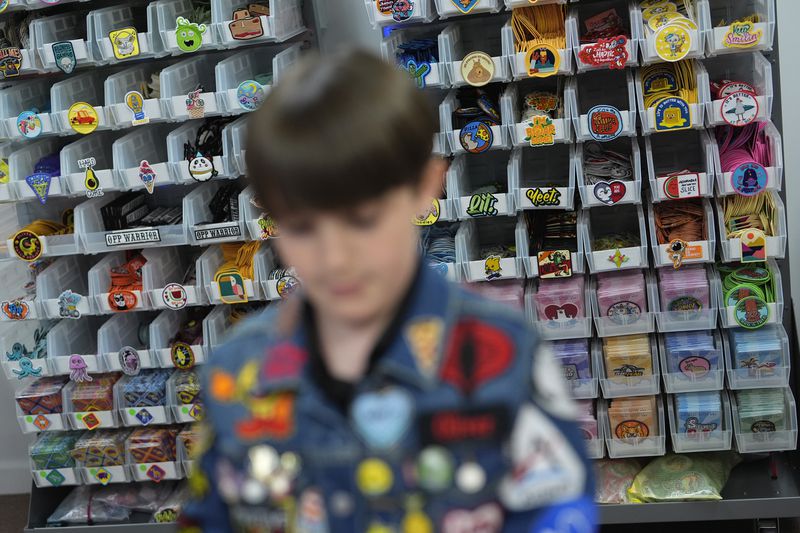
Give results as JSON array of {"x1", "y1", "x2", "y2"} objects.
[{"x1": 179, "y1": 49, "x2": 595, "y2": 533}]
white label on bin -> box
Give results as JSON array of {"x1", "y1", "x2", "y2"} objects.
[
  {"x1": 661, "y1": 173, "x2": 700, "y2": 199},
  {"x1": 194, "y1": 224, "x2": 241, "y2": 241},
  {"x1": 105, "y1": 228, "x2": 161, "y2": 246}
]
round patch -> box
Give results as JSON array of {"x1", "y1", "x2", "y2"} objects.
[
  {"x1": 733, "y1": 266, "x2": 770, "y2": 284},
  {"x1": 12, "y1": 230, "x2": 43, "y2": 261},
  {"x1": 459, "y1": 120, "x2": 493, "y2": 153},
  {"x1": 455, "y1": 461, "x2": 486, "y2": 494},
  {"x1": 679, "y1": 356, "x2": 710, "y2": 378},
  {"x1": 108, "y1": 290, "x2": 137, "y2": 311},
  {"x1": 236, "y1": 80, "x2": 265, "y2": 111},
  {"x1": 330, "y1": 491, "x2": 354, "y2": 517},
  {"x1": 525, "y1": 44, "x2": 560, "y2": 78},
  {"x1": 642, "y1": 3, "x2": 677, "y2": 21},
  {"x1": 414, "y1": 198, "x2": 440, "y2": 226},
  {"x1": 725, "y1": 283, "x2": 764, "y2": 307},
  {"x1": 356, "y1": 458, "x2": 393, "y2": 497},
  {"x1": 17, "y1": 111, "x2": 42, "y2": 138},
  {"x1": 734, "y1": 295, "x2": 770, "y2": 329},
  {"x1": 276, "y1": 275, "x2": 300, "y2": 298},
  {"x1": 719, "y1": 81, "x2": 756, "y2": 98},
  {"x1": 655, "y1": 24, "x2": 692, "y2": 62},
  {"x1": 461, "y1": 51, "x2": 494, "y2": 87},
  {"x1": 391, "y1": 0, "x2": 413, "y2": 22},
  {"x1": 721, "y1": 91, "x2": 758, "y2": 127},
  {"x1": 118, "y1": 346, "x2": 141, "y2": 376},
  {"x1": 417, "y1": 446, "x2": 454, "y2": 492},
  {"x1": 587, "y1": 105, "x2": 623, "y2": 141},
  {"x1": 607, "y1": 301, "x2": 641, "y2": 325},
  {"x1": 615, "y1": 420, "x2": 649, "y2": 439},
  {"x1": 752, "y1": 420, "x2": 776, "y2": 433},
  {"x1": 648, "y1": 11, "x2": 686, "y2": 32},
  {"x1": 731, "y1": 162, "x2": 767, "y2": 196},
  {"x1": 171, "y1": 342, "x2": 195, "y2": 369},
  {"x1": 668, "y1": 295, "x2": 703, "y2": 313},
  {"x1": 68, "y1": 102, "x2": 99, "y2": 134},
  {"x1": 162, "y1": 283, "x2": 188, "y2": 309}
]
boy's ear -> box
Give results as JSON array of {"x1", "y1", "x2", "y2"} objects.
[{"x1": 418, "y1": 157, "x2": 448, "y2": 209}]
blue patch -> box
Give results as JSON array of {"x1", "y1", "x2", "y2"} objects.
[
  {"x1": 643, "y1": 71, "x2": 676, "y2": 95},
  {"x1": 136, "y1": 408, "x2": 154, "y2": 425},
  {"x1": 25, "y1": 173, "x2": 52, "y2": 204},
  {"x1": 528, "y1": 497, "x2": 598, "y2": 533},
  {"x1": 654, "y1": 97, "x2": 691, "y2": 131},
  {"x1": 451, "y1": 0, "x2": 480, "y2": 14},
  {"x1": 459, "y1": 121, "x2": 494, "y2": 153},
  {"x1": 352, "y1": 388, "x2": 413, "y2": 450},
  {"x1": 732, "y1": 162, "x2": 767, "y2": 196}
]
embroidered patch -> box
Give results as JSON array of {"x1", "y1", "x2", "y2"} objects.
[
  {"x1": 404, "y1": 317, "x2": 444, "y2": 378},
  {"x1": 236, "y1": 392, "x2": 296, "y2": 441},
  {"x1": 352, "y1": 388, "x2": 413, "y2": 450},
  {"x1": 440, "y1": 320, "x2": 513, "y2": 395},
  {"x1": 419, "y1": 406, "x2": 509, "y2": 446},
  {"x1": 262, "y1": 343, "x2": 308, "y2": 381}
]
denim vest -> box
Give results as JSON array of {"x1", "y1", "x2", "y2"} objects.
[{"x1": 179, "y1": 265, "x2": 596, "y2": 533}]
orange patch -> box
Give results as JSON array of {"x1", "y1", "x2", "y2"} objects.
[
  {"x1": 236, "y1": 392, "x2": 295, "y2": 441},
  {"x1": 209, "y1": 369, "x2": 236, "y2": 402}
]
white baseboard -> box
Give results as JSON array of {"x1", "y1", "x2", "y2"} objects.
[{"x1": 0, "y1": 461, "x2": 31, "y2": 495}]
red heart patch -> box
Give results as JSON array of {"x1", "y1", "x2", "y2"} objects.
[
  {"x1": 544, "y1": 304, "x2": 579, "y2": 320},
  {"x1": 609, "y1": 180, "x2": 626, "y2": 203}
]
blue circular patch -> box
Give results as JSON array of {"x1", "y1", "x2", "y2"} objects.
[
  {"x1": 237, "y1": 80, "x2": 265, "y2": 111},
  {"x1": 731, "y1": 162, "x2": 767, "y2": 196},
  {"x1": 460, "y1": 120, "x2": 493, "y2": 154},
  {"x1": 17, "y1": 111, "x2": 42, "y2": 138}
]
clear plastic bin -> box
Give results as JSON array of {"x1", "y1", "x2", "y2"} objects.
[
  {"x1": 8, "y1": 138, "x2": 68, "y2": 202},
  {"x1": 239, "y1": 186, "x2": 270, "y2": 241},
  {"x1": 440, "y1": 89, "x2": 510, "y2": 154},
  {"x1": 199, "y1": 244, "x2": 268, "y2": 304},
  {"x1": 113, "y1": 124, "x2": 178, "y2": 192},
  {"x1": 50, "y1": 72, "x2": 111, "y2": 133},
  {"x1": 723, "y1": 324, "x2": 790, "y2": 390},
  {"x1": 568, "y1": 69, "x2": 637, "y2": 142},
  {"x1": 447, "y1": 152, "x2": 514, "y2": 219},
  {"x1": 0, "y1": 79, "x2": 58, "y2": 140},
  {"x1": 128, "y1": 455, "x2": 183, "y2": 483},
  {"x1": 151, "y1": 309, "x2": 207, "y2": 369},
  {"x1": 568, "y1": 0, "x2": 641, "y2": 72},
  {"x1": 731, "y1": 387, "x2": 797, "y2": 453},
  {"x1": 585, "y1": 408, "x2": 606, "y2": 459},
  {"x1": 579, "y1": 204, "x2": 648, "y2": 273},
  {"x1": 3, "y1": 198, "x2": 81, "y2": 259},
  {"x1": 501, "y1": 80, "x2": 572, "y2": 148},
  {"x1": 522, "y1": 212, "x2": 584, "y2": 277},
  {"x1": 60, "y1": 131, "x2": 124, "y2": 197},
  {"x1": 0, "y1": 320, "x2": 55, "y2": 380},
  {"x1": 99, "y1": 312, "x2": 158, "y2": 372},
  {"x1": 435, "y1": 0, "x2": 502, "y2": 18},
  {"x1": 142, "y1": 247, "x2": 208, "y2": 310},
  {"x1": 258, "y1": 249, "x2": 296, "y2": 301},
  {"x1": 653, "y1": 264, "x2": 719, "y2": 333},
  {"x1": 668, "y1": 390, "x2": 733, "y2": 452},
  {"x1": 227, "y1": 114, "x2": 249, "y2": 176},
  {"x1": 16, "y1": 390, "x2": 69, "y2": 434},
  {"x1": 213, "y1": 0, "x2": 305, "y2": 46},
  {"x1": 73, "y1": 188, "x2": 189, "y2": 254},
  {"x1": 590, "y1": 270, "x2": 656, "y2": 338},
  {"x1": 104, "y1": 64, "x2": 169, "y2": 127},
  {"x1": 30, "y1": 435, "x2": 84, "y2": 487},
  {"x1": 502, "y1": 15, "x2": 573, "y2": 80},
  {"x1": 455, "y1": 216, "x2": 524, "y2": 282},
  {"x1": 715, "y1": 190, "x2": 786, "y2": 262},
  {"x1": 380, "y1": 25, "x2": 449, "y2": 89},
  {"x1": 637, "y1": 0, "x2": 707, "y2": 65},
  {"x1": 647, "y1": 195, "x2": 716, "y2": 269},
  {"x1": 635, "y1": 60, "x2": 709, "y2": 134},
  {"x1": 0, "y1": 259, "x2": 40, "y2": 322},
  {"x1": 115, "y1": 372, "x2": 173, "y2": 427},
  {"x1": 715, "y1": 260, "x2": 783, "y2": 329},
  {"x1": 509, "y1": 144, "x2": 576, "y2": 211},
  {"x1": 90, "y1": 5, "x2": 164, "y2": 62},
  {"x1": 33, "y1": 12, "x2": 100, "y2": 72},
  {"x1": 659, "y1": 329, "x2": 725, "y2": 393},
  {"x1": 702, "y1": 0, "x2": 775, "y2": 56},
  {"x1": 0, "y1": 143, "x2": 20, "y2": 202},
  {"x1": 183, "y1": 181, "x2": 246, "y2": 245},
  {"x1": 704, "y1": 52, "x2": 772, "y2": 127},
  {"x1": 64, "y1": 377, "x2": 120, "y2": 431},
  {"x1": 166, "y1": 121, "x2": 233, "y2": 185},
  {"x1": 443, "y1": 19, "x2": 512, "y2": 87},
  {"x1": 203, "y1": 305, "x2": 233, "y2": 348},
  {"x1": 168, "y1": 370, "x2": 204, "y2": 423},
  {"x1": 215, "y1": 43, "x2": 302, "y2": 115},
  {"x1": 645, "y1": 128, "x2": 716, "y2": 201},
  {"x1": 714, "y1": 121, "x2": 782, "y2": 197},
  {"x1": 88, "y1": 253, "x2": 150, "y2": 315},
  {"x1": 37, "y1": 256, "x2": 96, "y2": 319},
  {"x1": 601, "y1": 395, "x2": 667, "y2": 459},
  {"x1": 156, "y1": 0, "x2": 219, "y2": 55},
  {"x1": 47, "y1": 318, "x2": 104, "y2": 377},
  {"x1": 576, "y1": 137, "x2": 642, "y2": 207},
  {"x1": 159, "y1": 56, "x2": 222, "y2": 120},
  {"x1": 526, "y1": 277, "x2": 593, "y2": 341},
  {"x1": 365, "y1": 0, "x2": 436, "y2": 27},
  {"x1": 595, "y1": 333, "x2": 660, "y2": 398}
]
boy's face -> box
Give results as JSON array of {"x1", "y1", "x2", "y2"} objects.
[{"x1": 273, "y1": 159, "x2": 446, "y2": 325}]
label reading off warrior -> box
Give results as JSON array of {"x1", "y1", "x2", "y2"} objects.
[
  {"x1": 106, "y1": 228, "x2": 161, "y2": 246},
  {"x1": 194, "y1": 224, "x2": 241, "y2": 241}
]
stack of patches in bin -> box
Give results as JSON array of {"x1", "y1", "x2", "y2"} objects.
[
  {"x1": 101, "y1": 192, "x2": 182, "y2": 231},
  {"x1": 203, "y1": 183, "x2": 243, "y2": 224}
]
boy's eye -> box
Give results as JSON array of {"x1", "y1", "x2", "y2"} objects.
[
  {"x1": 280, "y1": 219, "x2": 314, "y2": 235},
  {"x1": 346, "y1": 207, "x2": 381, "y2": 229}
]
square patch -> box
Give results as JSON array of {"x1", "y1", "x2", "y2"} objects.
[
  {"x1": 135, "y1": 408, "x2": 153, "y2": 425},
  {"x1": 146, "y1": 464, "x2": 166, "y2": 483},
  {"x1": 33, "y1": 414, "x2": 50, "y2": 431},
  {"x1": 81, "y1": 413, "x2": 101, "y2": 430},
  {"x1": 45, "y1": 470, "x2": 65, "y2": 486}
]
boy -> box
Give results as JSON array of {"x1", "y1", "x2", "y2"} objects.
[{"x1": 179, "y1": 49, "x2": 595, "y2": 533}]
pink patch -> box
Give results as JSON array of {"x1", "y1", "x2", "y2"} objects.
[{"x1": 262, "y1": 343, "x2": 308, "y2": 381}]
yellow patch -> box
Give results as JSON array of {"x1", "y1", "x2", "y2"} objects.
[{"x1": 405, "y1": 318, "x2": 444, "y2": 378}]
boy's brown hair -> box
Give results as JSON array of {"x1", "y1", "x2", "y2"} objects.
[{"x1": 245, "y1": 48, "x2": 438, "y2": 216}]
